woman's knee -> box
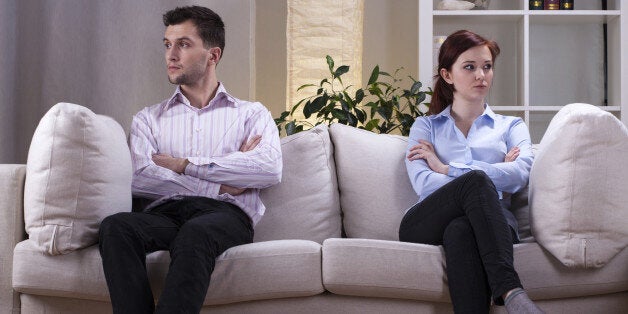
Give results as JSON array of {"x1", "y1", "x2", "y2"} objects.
[
  {"x1": 463, "y1": 170, "x2": 495, "y2": 190},
  {"x1": 443, "y1": 218, "x2": 474, "y2": 248}
]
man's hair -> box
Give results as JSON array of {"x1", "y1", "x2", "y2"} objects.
[{"x1": 163, "y1": 6, "x2": 225, "y2": 53}]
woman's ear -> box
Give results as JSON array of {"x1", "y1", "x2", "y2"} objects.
[{"x1": 440, "y1": 68, "x2": 453, "y2": 84}]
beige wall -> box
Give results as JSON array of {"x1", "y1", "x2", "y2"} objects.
[{"x1": 1, "y1": 0, "x2": 422, "y2": 163}]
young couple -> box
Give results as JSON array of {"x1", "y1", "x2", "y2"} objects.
[{"x1": 98, "y1": 5, "x2": 541, "y2": 314}]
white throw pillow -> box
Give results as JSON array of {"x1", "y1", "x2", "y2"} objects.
[
  {"x1": 256, "y1": 124, "x2": 342, "y2": 243},
  {"x1": 530, "y1": 103, "x2": 628, "y2": 268},
  {"x1": 24, "y1": 103, "x2": 132, "y2": 255},
  {"x1": 329, "y1": 124, "x2": 419, "y2": 240}
]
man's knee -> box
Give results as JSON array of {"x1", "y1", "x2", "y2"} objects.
[{"x1": 99, "y1": 212, "x2": 134, "y2": 240}]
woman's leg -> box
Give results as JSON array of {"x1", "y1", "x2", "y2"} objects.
[
  {"x1": 399, "y1": 170, "x2": 521, "y2": 304},
  {"x1": 443, "y1": 216, "x2": 491, "y2": 313}
]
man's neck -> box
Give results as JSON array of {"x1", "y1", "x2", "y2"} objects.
[{"x1": 180, "y1": 76, "x2": 219, "y2": 109}]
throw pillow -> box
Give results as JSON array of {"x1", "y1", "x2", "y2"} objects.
[
  {"x1": 256, "y1": 124, "x2": 342, "y2": 243},
  {"x1": 329, "y1": 124, "x2": 419, "y2": 240},
  {"x1": 529, "y1": 103, "x2": 628, "y2": 268},
  {"x1": 24, "y1": 103, "x2": 132, "y2": 255}
]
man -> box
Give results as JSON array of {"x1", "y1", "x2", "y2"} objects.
[{"x1": 98, "y1": 6, "x2": 282, "y2": 313}]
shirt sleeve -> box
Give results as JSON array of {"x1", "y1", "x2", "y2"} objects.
[
  {"x1": 405, "y1": 117, "x2": 454, "y2": 200},
  {"x1": 447, "y1": 118, "x2": 533, "y2": 193},
  {"x1": 184, "y1": 105, "x2": 283, "y2": 189},
  {"x1": 129, "y1": 109, "x2": 220, "y2": 199}
]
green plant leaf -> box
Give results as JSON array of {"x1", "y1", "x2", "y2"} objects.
[
  {"x1": 411, "y1": 81, "x2": 422, "y2": 94},
  {"x1": 332, "y1": 108, "x2": 347, "y2": 121},
  {"x1": 355, "y1": 89, "x2": 365, "y2": 103},
  {"x1": 347, "y1": 112, "x2": 358, "y2": 127},
  {"x1": 297, "y1": 84, "x2": 317, "y2": 92},
  {"x1": 304, "y1": 94, "x2": 328, "y2": 119},
  {"x1": 326, "y1": 55, "x2": 334, "y2": 73},
  {"x1": 286, "y1": 121, "x2": 297, "y2": 136},
  {"x1": 368, "y1": 65, "x2": 379, "y2": 85},
  {"x1": 342, "y1": 91, "x2": 355, "y2": 108},
  {"x1": 339, "y1": 98, "x2": 350, "y2": 112},
  {"x1": 355, "y1": 108, "x2": 366, "y2": 123},
  {"x1": 334, "y1": 65, "x2": 350, "y2": 78},
  {"x1": 364, "y1": 119, "x2": 380, "y2": 131},
  {"x1": 379, "y1": 71, "x2": 391, "y2": 77}
]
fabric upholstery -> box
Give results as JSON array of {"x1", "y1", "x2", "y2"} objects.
[
  {"x1": 257, "y1": 124, "x2": 342, "y2": 243},
  {"x1": 329, "y1": 124, "x2": 418, "y2": 240},
  {"x1": 0, "y1": 165, "x2": 26, "y2": 314},
  {"x1": 23, "y1": 103, "x2": 132, "y2": 255},
  {"x1": 529, "y1": 103, "x2": 628, "y2": 268},
  {"x1": 13, "y1": 239, "x2": 324, "y2": 305},
  {"x1": 322, "y1": 238, "x2": 628, "y2": 302}
]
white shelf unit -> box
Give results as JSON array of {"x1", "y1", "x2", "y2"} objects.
[{"x1": 418, "y1": 0, "x2": 627, "y2": 142}]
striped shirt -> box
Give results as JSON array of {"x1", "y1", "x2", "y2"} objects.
[{"x1": 129, "y1": 83, "x2": 283, "y2": 225}]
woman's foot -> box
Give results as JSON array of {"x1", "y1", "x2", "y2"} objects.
[{"x1": 504, "y1": 288, "x2": 545, "y2": 314}]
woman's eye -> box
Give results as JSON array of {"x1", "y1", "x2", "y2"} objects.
[
  {"x1": 464, "y1": 64, "x2": 475, "y2": 70},
  {"x1": 484, "y1": 64, "x2": 493, "y2": 70}
]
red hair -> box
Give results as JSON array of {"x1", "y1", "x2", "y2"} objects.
[{"x1": 429, "y1": 30, "x2": 500, "y2": 115}]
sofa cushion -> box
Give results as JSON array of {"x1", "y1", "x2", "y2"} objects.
[
  {"x1": 24, "y1": 103, "x2": 132, "y2": 255},
  {"x1": 321, "y1": 238, "x2": 628, "y2": 302},
  {"x1": 530, "y1": 103, "x2": 628, "y2": 268},
  {"x1": 13, "y1": 239, "x2": 324, "y2": 305},
  {"x1": 256, "y1": 124, "x2": 341, "y2": 243},
  {"x1": 329, "y1": 124, "x2": 418, "y2": 240}
]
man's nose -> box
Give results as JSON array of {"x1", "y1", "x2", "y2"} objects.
[{"x1": 166, "y1": 48, "x2": 179, "y2": 61}]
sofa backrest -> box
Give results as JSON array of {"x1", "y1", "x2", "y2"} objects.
[
  {"x1": 329, "y1": 124, "x2": 419, "y2": 241},
  {"x1": 256, "y1": 124, "x2": 342, "y2": 244}
]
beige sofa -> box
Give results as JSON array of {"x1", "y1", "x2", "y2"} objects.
[{"x1": 2, "y1": 103, "x2": 628, "y2": 313}]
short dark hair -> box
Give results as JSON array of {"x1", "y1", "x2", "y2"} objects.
[{"x1": 163, "y1": 6, "x2": 225, "y2": 53}]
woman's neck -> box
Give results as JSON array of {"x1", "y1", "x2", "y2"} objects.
[{"x1": 450, "y1": 100, "x2": 485, "y2": 123}]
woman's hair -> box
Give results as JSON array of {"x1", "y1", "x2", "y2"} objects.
[{"x1": 429, "y1": 30, "x2": 500, "y2": 115}]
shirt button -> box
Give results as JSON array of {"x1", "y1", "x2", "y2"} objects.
[
  {"x1": 196, "y1": 128, "x2": 201, "y2": 132},
  {"x1": 196, "y1": 151, "x2": 200, "y2": 156}
]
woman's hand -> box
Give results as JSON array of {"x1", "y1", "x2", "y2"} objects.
[
  {"x1": 152, "y1": 154, "x2": 189, "y2": 174},
  {"x1": 504, "y1": 146, "x2": 520, "y2": 162},
  {"x1": 407, "y1": 140, "x2": 449, "y2": 175}
]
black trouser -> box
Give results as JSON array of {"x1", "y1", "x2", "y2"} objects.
[
  {"x1": 399, "y1": 170, "x2": 521, "y2": 314},
  {"x1": 98, "y1": 196, "x2": 253, "y2": 314}
]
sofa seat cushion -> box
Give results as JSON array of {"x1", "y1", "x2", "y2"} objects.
[
  {"x1": 322, "y1": 238, "x2": 449, "y2": 302},
  {"x1": 13, "y1": 239, "x2": 324, "y2": 305},
  {"x1": 322, "y1": 238, "x2": 628, "y2": 302}
]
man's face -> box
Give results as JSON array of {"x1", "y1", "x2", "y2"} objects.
[{"x1": 163, "y1": 20, "x2": 210, "y2": 86}]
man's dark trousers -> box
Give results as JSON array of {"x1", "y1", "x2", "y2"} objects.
[{"x1": 99, "y1": 196, "x2": 253, "y2": 314}]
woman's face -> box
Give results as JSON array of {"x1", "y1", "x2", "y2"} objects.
[{"x1": 440, "y1": 45, "x2": 494, "y2": 105}]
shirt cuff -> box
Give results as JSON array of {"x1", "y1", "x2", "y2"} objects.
[{"x1": 448, "y1": 162, "x2": 471, "y2": 177}]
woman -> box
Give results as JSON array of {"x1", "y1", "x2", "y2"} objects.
[{"x1": 399, "y1": 30, "x2": 543, "y2": 314}]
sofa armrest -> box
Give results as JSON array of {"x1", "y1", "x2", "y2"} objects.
[{"x1": 0, "y1": 164, "x2": 27, "y2": 313}]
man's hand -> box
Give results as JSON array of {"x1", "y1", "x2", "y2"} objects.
[
  {"x1": 407, "y1": 140, "x2": 448, "y2": 175},
  {"x1": 152, "y1": 154, "x2": 189, "y2": 174},
  {"x1": 504, "y1": 146, "x2": 520, "y2": 162},
  {"x1": 218, "y1": 135, "x2": 263, "y2": 196}
]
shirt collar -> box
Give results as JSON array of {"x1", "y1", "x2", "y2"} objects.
[
  {"x1": 430, "y1": 103, "x2": 496, "y2": 123},
  {"x1": 161, "y1": 82, "x2": 237, "y2": 112}
]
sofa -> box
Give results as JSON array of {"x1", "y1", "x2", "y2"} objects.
[{"x1": 1, "y1": 103, "x2": 628, "y2": 313}]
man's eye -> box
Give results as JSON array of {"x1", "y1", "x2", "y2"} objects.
[
  {"x1": 164, "y1": 43, "x2": 172, "y2": 48},
  {"x1": 179, "y1": 42, "x2": 189, "y2": 48}
]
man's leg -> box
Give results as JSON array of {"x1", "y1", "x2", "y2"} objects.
[
  {"x1": 155, "y1": 199, "x2": 253, "y2": 313},
  {"x1": 99, "y1": 211, "x2": 179, "y2": 314}
]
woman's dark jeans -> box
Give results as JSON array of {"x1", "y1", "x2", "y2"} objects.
[{"x1": 399, "y1": 170, "x2": 521, "y2": 313}]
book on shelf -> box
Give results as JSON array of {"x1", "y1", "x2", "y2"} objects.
[
  {"x1": 545, "y1": 0, "x2": 559, "y2": 10},
  {"x1": 529, "y1": 0, "x2": 543, "y2": 10},
  {"x1": 560, "y1": 0, "x2": 574, "y2": 10}
]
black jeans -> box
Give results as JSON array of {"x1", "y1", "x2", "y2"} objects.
[
  {"x1": 99, "y1": 196, "x2": 253, "y2": 314},
  {"x1": 399, "y1": 170, "x2": 521, "y2": 314}
]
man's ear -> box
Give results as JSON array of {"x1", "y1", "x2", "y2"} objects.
[
  {"x1": 208, "y1": 47, "x2": 222, "y2": 65},
  {"x1": 440, "y1": 68, "x2": 453, "y2": 84}
]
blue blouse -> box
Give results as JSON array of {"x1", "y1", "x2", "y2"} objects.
[{"x1": 405, "y1": 105, "x2": 534, "y2": 202}]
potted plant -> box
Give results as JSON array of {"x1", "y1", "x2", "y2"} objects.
[{"x1": 275, "y1": 55, "x2": 430, "y2": 136}]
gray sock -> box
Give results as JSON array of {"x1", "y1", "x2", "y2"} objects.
[{"x1": 505, "y1": 288, "x2": 545, "y2": 314}]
